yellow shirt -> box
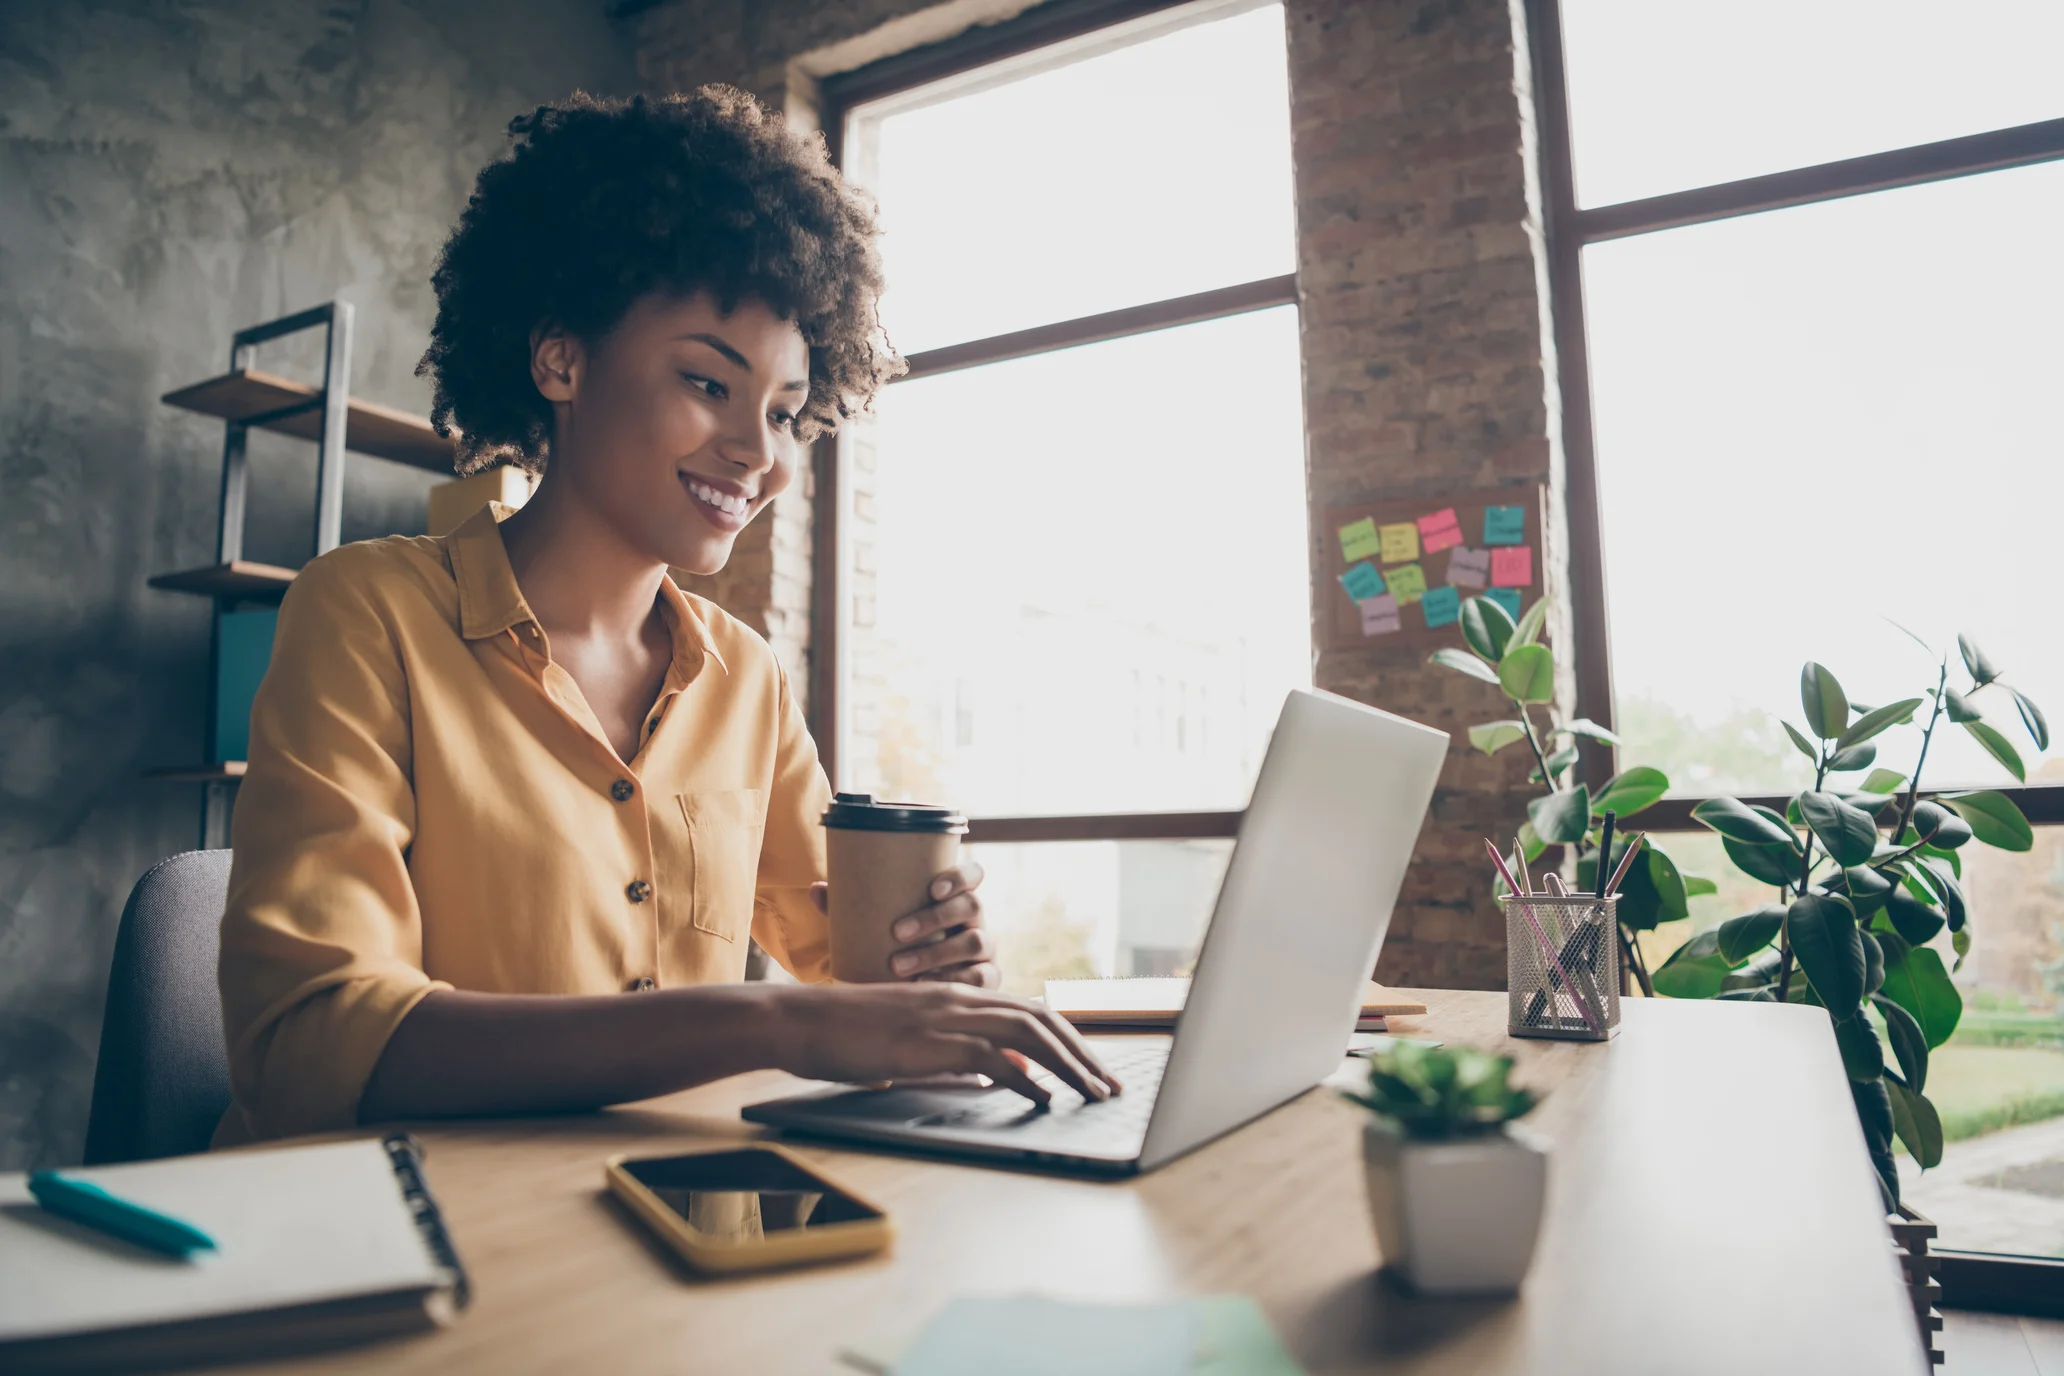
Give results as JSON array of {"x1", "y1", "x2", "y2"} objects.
[{"x1": 217, "y1": 505, "x2": 833, "y2": 1143}]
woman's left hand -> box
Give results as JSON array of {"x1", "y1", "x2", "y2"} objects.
[{"x1": 809, "y1": 861, "x2": 999, "y2": 989}]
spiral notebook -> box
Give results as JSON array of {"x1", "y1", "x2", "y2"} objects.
[{"x1": 0, "y1": 1134, "x2": 468, "y2": 1373}]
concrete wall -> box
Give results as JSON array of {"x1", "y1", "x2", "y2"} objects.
[{"x1": 0, "y1": 0, "x2": 634, "y2": 1169}]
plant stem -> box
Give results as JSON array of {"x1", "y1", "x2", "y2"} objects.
[
  {"x1": 1620, "y1": 924, "x2": 1654, "y2": 997},
  {"x1": 1894, "y1": 660, "x2": 1950, "y2": 842},
  {"x1": 1515, "y1": 700, "x2": 1556, "y2": 791},
  {"x1": 1778, "y1": 745, "x2": 1831, "y2": 1004}
]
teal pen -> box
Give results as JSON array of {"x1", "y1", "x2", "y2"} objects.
[{"x1": 27, "y1": 1172, "x2": 218, "y2": 1257}]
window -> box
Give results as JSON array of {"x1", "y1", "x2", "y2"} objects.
[
  {"x1": 1544, "y1": 0, "x2": 2064, "y2": 1280},
  {"x1": 820, "y1": 0, "x2": 1305, "y2": 989}
]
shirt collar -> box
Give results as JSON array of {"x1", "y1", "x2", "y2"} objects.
[{"x1": 445, "y1": 503, "x2": 728, "y2": 678}]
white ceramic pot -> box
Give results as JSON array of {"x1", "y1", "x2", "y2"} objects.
[{"x1": 1361, "y1": 1117, "x2": 1549, "y2": 1296}]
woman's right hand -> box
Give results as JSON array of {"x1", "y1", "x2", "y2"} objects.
[{"x1": 774, "y1": 982, "x2": 1122, "y2": 1107}]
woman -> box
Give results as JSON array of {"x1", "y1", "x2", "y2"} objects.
[{"x1": 216, "y1": 88, "x2": 1116, "y2": 1144}]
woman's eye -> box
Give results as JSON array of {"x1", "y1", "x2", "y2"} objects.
[
  {"x1": 682, "y1": 373, "x2": 726, "y2": 400},
  {"x1": 770, "y1": 411, "x2": 796, "y2": 432}
]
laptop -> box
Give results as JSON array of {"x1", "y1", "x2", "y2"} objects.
[{"x1": 742, "y1": 688, "x2": 1449, "y2": 1177}]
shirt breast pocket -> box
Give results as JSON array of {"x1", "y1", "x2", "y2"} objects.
[{"x1": 678, "y1": 789, "x2": 767, "y2": 942}]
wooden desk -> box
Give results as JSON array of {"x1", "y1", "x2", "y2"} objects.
[{"x1": 230, "y1": 991, "x2": 1927, "y2": 1375}]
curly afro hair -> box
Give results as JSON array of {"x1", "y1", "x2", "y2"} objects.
[{"x1": 417, "y1": 86, "x2": 902, "y2": 474}]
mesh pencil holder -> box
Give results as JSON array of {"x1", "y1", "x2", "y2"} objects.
[{"x1": 1502, "y1": 893, "x2": 1621, "y2": 1041}]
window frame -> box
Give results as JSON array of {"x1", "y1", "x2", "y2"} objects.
[
  {"x1": 1526, "y1": 0, "x2": 2064, "y2": 1304},
  {"x1": 811, "y1": 0, "x2": 1292, "y2": 844}
]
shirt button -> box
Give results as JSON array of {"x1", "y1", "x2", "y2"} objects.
[
  {"x1": 610, "y1": 778, "x2": 635, "y2": 802},
  {"x1": 627, "y1": 977, "x2": 657, "y2": 992},
  {"x1": 626, "y1": 879, "x2": 653, "y2": 904}
]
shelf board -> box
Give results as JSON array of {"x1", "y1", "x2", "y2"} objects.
[
  {"x1": 144, "y1": 761, "x2": 247, "y2": 782},
  {"x1": 148, "y1": 560, "x2": 297, "y2": 598},
  {"x1": 162, "y1": 368, "x2": 456, "y2": 474}
]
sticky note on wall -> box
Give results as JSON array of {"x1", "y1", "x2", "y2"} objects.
[
  {"x1": 1486, "y1": 588, "x2": 1522, "y2": 621},
  {"x1": 1421, "y1": 584, "x2": 1461, "y2": 628},
  {"x1": 1384, "y1": 563, "x2": 1428, "y2": 604},
  {"x1": 1379, "y1": 523, "x2": 1419, "y2": 564},
  {"x1": 1340, "y1": 561, "x2": 1385, "y2": 602},
  {"x1": 1338, "y1": 517, "x2": 1382, "y2": 563},
  {"x1": 1446, "y1": 546, "x2": 1489, "y2": 588},
  {"x1": 1491, "y1": 545, "x2": 1533, "y2": 587},
  {"x1": 1361, "y1": 594, "x2": 1401, "y2": 635},
  {"x1": 1417, "y1": 508, "x2": 1463, "y2": 554},
  {"x1": 1484, "y1": 506, "x2": 1527, "y2": 546}
]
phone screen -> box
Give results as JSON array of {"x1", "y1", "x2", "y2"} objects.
[{"x1": 621, "y1": 1150, "x2": 882, "y2": 1240}]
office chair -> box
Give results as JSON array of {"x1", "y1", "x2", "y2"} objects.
[{"x1": 82, "y1": 849, "x2": 234, "y2": 1164}]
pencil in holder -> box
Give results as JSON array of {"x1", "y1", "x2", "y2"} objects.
[{"x1": 1502, "y1": 893, "x2": 1621, "y2": 1041}]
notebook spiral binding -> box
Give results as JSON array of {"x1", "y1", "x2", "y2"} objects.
[{"x1": 381, "y1": 1133, "x2": 472, "y2": 1310}]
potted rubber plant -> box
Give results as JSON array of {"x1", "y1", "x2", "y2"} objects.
[{"x1": 1345, "y1": 1041, "x2": 1547, "y2": 1295}]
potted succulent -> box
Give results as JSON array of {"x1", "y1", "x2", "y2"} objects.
[{"x1": 1345, "y1": 1041, "x2": 1548, "y2": 1295}]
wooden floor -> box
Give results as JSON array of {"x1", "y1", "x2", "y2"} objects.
[{"x1": 1944, "y1": 1312, "x2": 2064, "y2": 1374}]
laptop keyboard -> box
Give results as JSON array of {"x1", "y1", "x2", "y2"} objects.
[{"x1": 914, "y1": 1041, "x2": 1169, "y2": 1138}]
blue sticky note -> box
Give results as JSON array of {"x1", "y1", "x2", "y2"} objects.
[
  {"x1": 897, "y1": 1297, "x2": 1199, "y2": 1376},
  {"x1": 1339, "y1": 561, "x2": 1385, "y2": 603},
  {"x1": 1486, "y1": 587, "x2": 1522, "y2": 621},
  {"x1": 1484, "y1": 505, "x2": 1526, "y2": 545},
  {"x1": 1421, "y1": 584, "x2": 1461, "y2": 628}
]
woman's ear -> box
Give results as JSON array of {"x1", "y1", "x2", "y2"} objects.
[{"x1": 529, "y1": 322, "x2": 582, "y2": 403}]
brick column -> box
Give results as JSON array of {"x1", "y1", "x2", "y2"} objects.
[{"x1": 1289, "y1": 0, "x2": 1570, "y2": 990}]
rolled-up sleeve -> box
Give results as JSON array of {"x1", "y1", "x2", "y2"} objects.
[
  {"x1": 749, "y1": 664, "x2": 835, "y2": 984},
  {"x1": 217, "y1": 553, "x2": 449, "y2": 1142}
]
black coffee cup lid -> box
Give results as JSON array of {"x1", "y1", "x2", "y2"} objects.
[{"x1": 821, "y1": 792, "x2": 968, "y2": 834}]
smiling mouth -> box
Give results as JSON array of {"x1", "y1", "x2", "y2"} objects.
[{"x1": 683, "y1": 475, "x2": 753, "y2": 530}]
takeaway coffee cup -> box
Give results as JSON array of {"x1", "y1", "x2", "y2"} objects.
[{"x1": 822, "y1": 792, "x2": 969, "y2": 983}]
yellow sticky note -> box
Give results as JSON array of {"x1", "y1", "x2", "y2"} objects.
[
  {"x1": 1386, "y1": 562, "x2": 1428, "y2": 604},
  {"x1": 1338, "y1": 518, "x2": 1381, "y2": 563},
  {"x1": 1379, "y1": 522, "x2": 1419, "y2": 564}
]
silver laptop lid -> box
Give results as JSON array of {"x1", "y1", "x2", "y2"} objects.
[{"x1": 1136, "y1": 688, "x2": 1448, "y2": 1171}]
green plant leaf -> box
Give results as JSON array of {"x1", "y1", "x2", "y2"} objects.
[
  {"x1": 1429, "y1": 647, "x2": 1501, "y2": 685},
  {"x1": 1942, "y1": 687, "x2": 1982, "y2": 723},
  {"x1": 1651, "y1": 928, "x2": 1733, "y2": 999},
  {"x1": 1826, "y1": 742, "x2": 1877, "y2": 773},
  {"x1": 1511, "y1": 596, "x2": 1549, "y2": 649},
  {"x1": 1592, "y1": 766, "x2": 1669, "y2": 818},
  {"x1": 1885, "y1": 1077, "x2": 1944, "y2": 1171},
  {"x1": 1959, "y1": 632, "x2": 2000, "y2": 686},
  {"x1": 1531, "y1": 745, "x2": 1580, "y2": 785},
  {"x1": 1782, "y1": 720, "x2": 1818, "y2": 763},
  {"x1": 1859, "y1": 768, "x2": 1908, "y2": 795},
  {"x1": 1851, "y1": 1077, "x2": 1900, "y2": 1210},
  {"x1": 1789, "y1": 892, "x2": 1863, "y2": 1015},
  {"x1": 1880, "y1": 887, "x2": 1945, "y2": 947},
  {"x1": 1798, "y1": 790, "x2": 1880, "y2": 867},
  {"x1": 1683, "y1": 872, "x2": 1718, "y2": 897},
  {"x1": 1833, "y1": 1013, "x2": 1885, "y2": 1082},
  {"x1": 1527, "y1": 785, "x2": 1591, "y2": 846},
  {"x1": 1943, "y1": 791, "x2": 2035, "y2": 852},
  {"x1": 1918, "y1": 841, "x2": 1962, "y2": 878},
  {"x1": 1498, "y1": 643, "x2": 1556, "y2": 703},
  {"x1": 1557, "y1": 717, "x2": 1620, "y2": 745},
  {"x1": 1910, "y1": 800, "x2": 1973, "y2": 849},
  {"x1": 1724, "y1": 835, "x2": 1801, "y2": 888},
  {"x1": 1841, "y1": 864, "x2": 1892, "y2": 914},
  {"x1": 1916, "y1": 859, "x2": 1967, "y2": 932},
  {"x1": 1517, "y1": 821, "x2": 1548, "y2": 863},
  {"x1": 1468, "y1": 720, "x2": 1529, "y2": 756},
  {"x1": 1801, "y1": 662, "x2": 1849, "y2": 739},
  {"x1": 1715, "y1": 905, "x2": 1784, "y2": 964},
  {"x1": 1879, "y1": 944, "x2": 1962, "y2": 1049},
  {"x1": 1691, "y1": 797, "x2": 1797, "y2": 847},
  {"x1": 1836, "y1": 698, "x2": 1924, "y2": 750},
  {"x1": 1873, "y1": 994, "x2": 1928, "y2": 1094},
  {"x1": 1952, "y1": 928, "x2": 1971, "y2": 972},
  {"x1": 1862, "y1": 929, "x2": 1885, "y2": 996},
  {"x1": 1459, "y1": 595, "x2": 1516, "y2": 663},
  {"x1": 2009, "y1": 687, "x2": 2049, "y2": 752},
  {"x1": 1645, "y1": 845, "x2": 1690, "y2": 924},
  {"x1": 1962, "y1": 720, "x2": 2027, "y2": 782}
]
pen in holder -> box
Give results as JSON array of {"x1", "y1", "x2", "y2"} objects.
[{"x1": 1502, "y1": 893, "x2": 1621, "y2": 1041}]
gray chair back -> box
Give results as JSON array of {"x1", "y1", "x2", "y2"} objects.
[{"x1": 83, "y1": 850, "x2": 234, "y2": 1163}]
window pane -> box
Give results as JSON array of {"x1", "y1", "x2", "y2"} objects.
[
  {"x1": 1562, "y1": 0, "x2": 2064, "y2": 207},
  {"x1": 841, "y1": 305, "x2": 1310, "y2": 815},
  {"x1": 847, "y1": 2, "x2": 1295, "y2": 353},
  {"x1": 970, "y1": 839, "x2": 1234, "y2": 995},
  {"x1": 1588, "y1": 162, "x2": 2064, "y2": 795}
]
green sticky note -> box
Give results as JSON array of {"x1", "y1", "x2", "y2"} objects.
[
  {"x1": 896, "y1": 1298, "x2": 1198, "y2": 1376},
  {"x1": 1339, "y1": 561, "x2": 1385, "y2": 602},
  {"x1": 1420, "y1": 584, "x2": 1461, "y2": 628},
  {"x1": 1487, "y1": 587, "x2": 1522, "y2": 620},
  {"x1": 1193, "y1": 1296, "x2": 1305, "y2": 1375},
  {"x1": 1484, "y1": 505, "x2": 1526, "y2": 545},
  {"x1": 1385, "y1": 562, "x2": 1427, "y2": 605},
  {"x1": 1337, "y1": 517, "x2": 1382, "y2": 563}
]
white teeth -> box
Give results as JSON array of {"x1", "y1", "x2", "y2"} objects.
[{"x1": 688, "y1": 481, "x2": 750, "y2": 518}]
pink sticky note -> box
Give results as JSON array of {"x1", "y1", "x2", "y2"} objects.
[
  {"x1": 1491, "y1": 545, "x2": 1533, "y2": 587},
  {"x1": 1416, "y1": 508, "x2": 1460, "y2": 538},
  {"x1": 1447, "y1": 546, "x2": 1489, "y2": 588},
  {"x1": 1360, "y1": 594, "x2": 1401, "y2": 636},
  {"x1": 1422, "y1": 523, "x2": 1464, "y2": 554}
]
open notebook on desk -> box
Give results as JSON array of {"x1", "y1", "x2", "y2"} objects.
[
  {"x1": 0, "y1": 1135, "x2": 467, "y2": 1373},
  {"x1": 1045, "y1": 977, "x2": 1426, "y2": 1032}
]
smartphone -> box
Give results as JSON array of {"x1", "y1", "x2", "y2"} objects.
[{"x1": 605, "y1": 1144, "x2": 893, "y2": 1274}]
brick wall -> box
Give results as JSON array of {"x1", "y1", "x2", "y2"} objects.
[{"x1": 634, "y1": 0, "x2": 1568, "y2": 989}]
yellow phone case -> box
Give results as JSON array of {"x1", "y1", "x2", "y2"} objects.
[{"x1": 605, "y1": 1144, "x2": 894, "y2": 1274}]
